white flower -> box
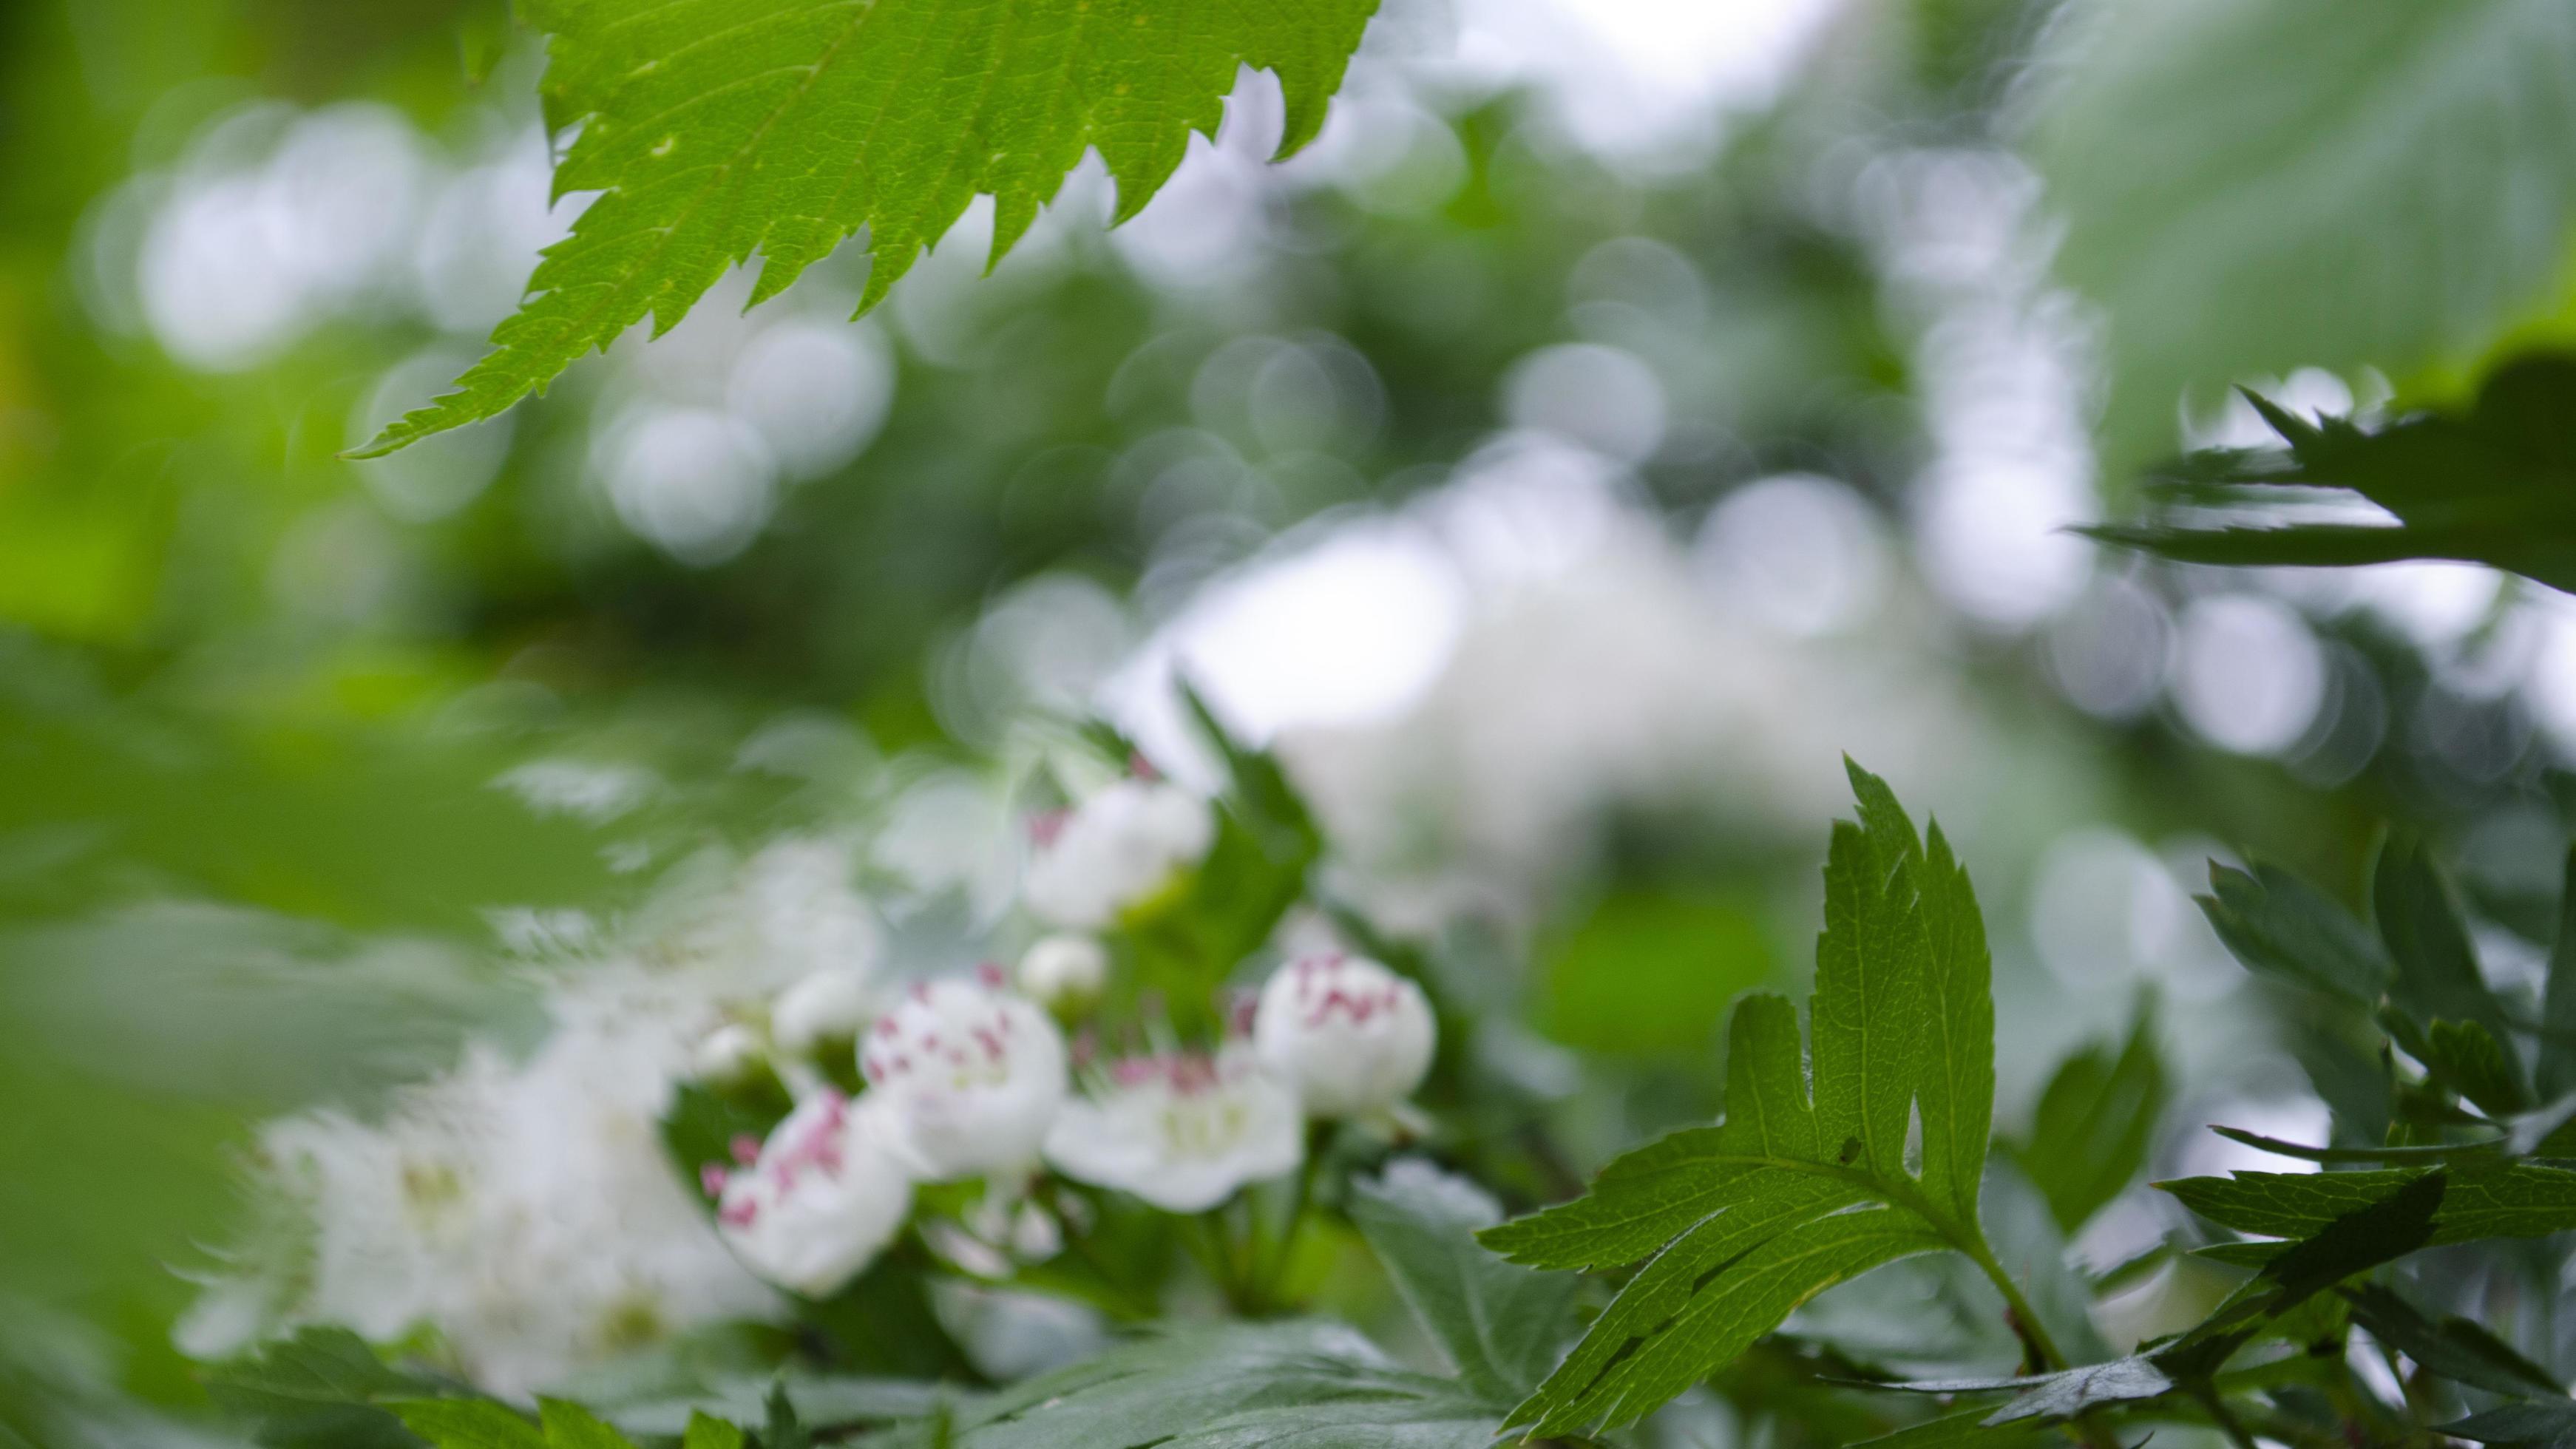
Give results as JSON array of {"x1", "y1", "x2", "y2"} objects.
[
  {"x1": 181, "y1": 963, "x2": 782, "y2": 1396},
  {"x1": 712, "y1": 1093, "x2": 913, "y2": 1297},
  {"x1": 1253, "y1": 954, "x2": 1435, "y2": 1119},
  {"x1": 862, "y1": 973, "x2": 1068, "y2": 1181},
  {"x1": 692, "y1": 1022, "x2": 766, "y2": 1083},
  {"x1": 770, "y1": 968, "x2": 871, "y2": 1059},
  {"x1": 1022, "y1": 779, "x2": 1214, "y2": 929},
  {"x1": 1017, "y1": 934, "x2": 1109, "y2": 1011},
  {"x1": 1043, "y1": 1048, "x2": 1302, "y2": 1212}
]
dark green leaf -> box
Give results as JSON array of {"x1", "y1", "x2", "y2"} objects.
[
  {"x1": 204, "y1": 1329, "x2": 446, "y2": 1449},
  {"x1": 2339, "y1": 1283, "x2": 2561, "y2": 1399},
  {"x1": 2424, "y1": 1018, "x2": 2538, "y2": 1117},
  {"x1": 2378, "y1": 840, "x2": 2524, "y2": 1068},
  {"x1": 1346, "y1": 1160, "x2": 1579, "y2": 1403},
  {"x1": 1851, "y1": 1405, "x2": 2060, "y2": 1447},
  {"x1": 359, "y1": 0, "x2": 1381, "y2": 455},
  {"x1": 2449, "y1": 1401, "x2": 2576, "y2": 1448},
  {"x1": 2160, "y1": 1162, "x2": 2576, "y2": 1246},
  {"x1": 2208, "y1": 1125, "x2": 2504, "y2": 1164},
  {"x1": 2092, "y1": 356, "x2": 2576, "y2": 589},
  {"x1": 2541, "y1": 846, "x2": 2576, "y2": 1099},
  {"x1": 2197, "y1": 861, "x2": 2390, "y2": 1006},
  {"x1": 682, "y1": 1415, "x2": 745, "y2": 1449},
  {"x1": 537, "y1": 1401, "x2": 636, "y2": 1449}
]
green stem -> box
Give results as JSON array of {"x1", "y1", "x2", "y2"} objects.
[
  {"x1": 1259, "y1": 1121, "x2": 1334, "y2": 1303},
  {"x1": 2191, "y1": 1382, "x2": 2263, "y2": 1449}
]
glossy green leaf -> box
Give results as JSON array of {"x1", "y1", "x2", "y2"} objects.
[{"x1": 357, "y1": 0, "x2": 1380, "y2": 454}]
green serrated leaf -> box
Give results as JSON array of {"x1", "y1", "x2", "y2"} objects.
[
  {"x1": 2093, "y1": 354, "x2": 2576, "y2": 589},
  {"x1": 1483, "y1": 762, "x2": 1999, "y2": 1437},
  {"x1": 2008, "y1": 1005, "x2": 2167, "y2": 1234},
  {"x1": 391, "y1": 1400, "x2": 548, "y2": 1449},
  {"x1": 356, "y1": 0, "x2": 1380, "y2": 455},
  {"x1": 681, "y1": 1415, "x2": 744, "y2": 1449},
  {"x1": 203, "y1": 1329, "x2": 448, "y2": 1449},
  {"x1": 2197, "y1": 861, "x2": 2390, "y2": 1007},
  {"x1": 2161, "y1": 1162, "x2": 2576, "y2": 1246},
  {"x1": 2028, "y1": 0, "x2": 2576, "y2": 468},
  {"x1": 1346, "y1": 1160, "x2": 1579, "y2": 1404},
  {"x1": 538, "y1": 1400, "x2": 637, "y2": 1449}
]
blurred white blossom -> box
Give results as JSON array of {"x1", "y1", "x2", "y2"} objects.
[
  {"x1": 1043, "y1": 1048, "x2": 1302, "y2": 1212},
  {"x1": 711, "y1": 1093, "x2": 913, "y2": 1297},
  {"x1": 1022, "y1": 778, "x2": 1215, "y2": 929},
  {"x1": 862, "y1": 974, "x2": 1069, "y2": 1181}
]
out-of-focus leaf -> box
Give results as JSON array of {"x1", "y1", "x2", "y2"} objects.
[
  {"x1": 390, "y1": 1399, "x2": 546, "y2": 1449},
  {"x1": 2339, "y1": 1283, "x2": 2561, "y2": 1399},
  {"x1": 2007, "y1": 1006, "x2": 2166, "y2": 1233},
  {"x1": 357, "y1": 0, "x2": 1380, "y2": 454},
  {"x1": 1536, "y1": 886, "x2": 1775, "y2": 1059},
  {"x1": 1482, "y1": 764, "x2": 1994, "y2": 1437},
  {"x1": 1850, "y1": 1404, "x2": 2059, "y2": 1446},
  {"x1": 2422, "y1": 1017, "x2": 2537, "y2": 1117},
  {"x1": 204, "y1": 1328, "x2": 447, "y2": 1449},
  {"x1": 2028, "y1": 0, "x2": 2576, "y2": 466},
  {"x1": 1346, "y1": 1161, "x2": 1579, "y2": 1402},
  {"x1": 2377, "y1": 840, "x2": 2525, "y2": 1062},
  {"x1": 2090, "y1": 356, "x2": 2576, "y2": 587},
  {"x1": 2541, "y1": 846, "x2": 2576, "y2": 1099},
  {"x1": 2197, "y1": 861, "x2": 2390, "y2": 1007},
  {"x1": 2449, "y1": 1401, "x2": 2576, "y2": 1448}
]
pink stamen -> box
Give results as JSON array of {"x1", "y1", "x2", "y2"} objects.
[
  {"x1": 976, "y1": 961, "x2": 1006, "y2": 988},
  {"x1": 1128, "y1": 751, "x2": 1161, "y2": 781},
  {"x1": 729, "y1": 1134, "x2": 761, "y2": 1166},
  {"x1": 700, "y1": 1164, "x2": 730, "y2": 1197},
  {"x1": 719, "y1": 1196, "x2": 759, "y2": 1228},
  {"x1": 1028, "y1": 809, "x2": 1071, "y2": 847}
]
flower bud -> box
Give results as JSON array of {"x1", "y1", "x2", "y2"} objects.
[
  {"x1": 1043, "y1": 1048, "x2": 1302, "y2": 1212},
  {"x1": 1017, "y1": 934, "x2": 1109, "y2": 1011},
  {"x1": 1253, "y1": 954, "x2": 1435, "y2": 1119},
  {"x1": 863, "y1": 974, "x2": 1068, "y2": 1181},
  {"x1": 712, "y1": 1093, "x2": 912, "y2": 1297},
  {"x1": 1023, "y1": 779, "x2": 1214, "y2": 929},
  {"x1": 771, "y1": 968, "x2": 870, "y2": 1059}
]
